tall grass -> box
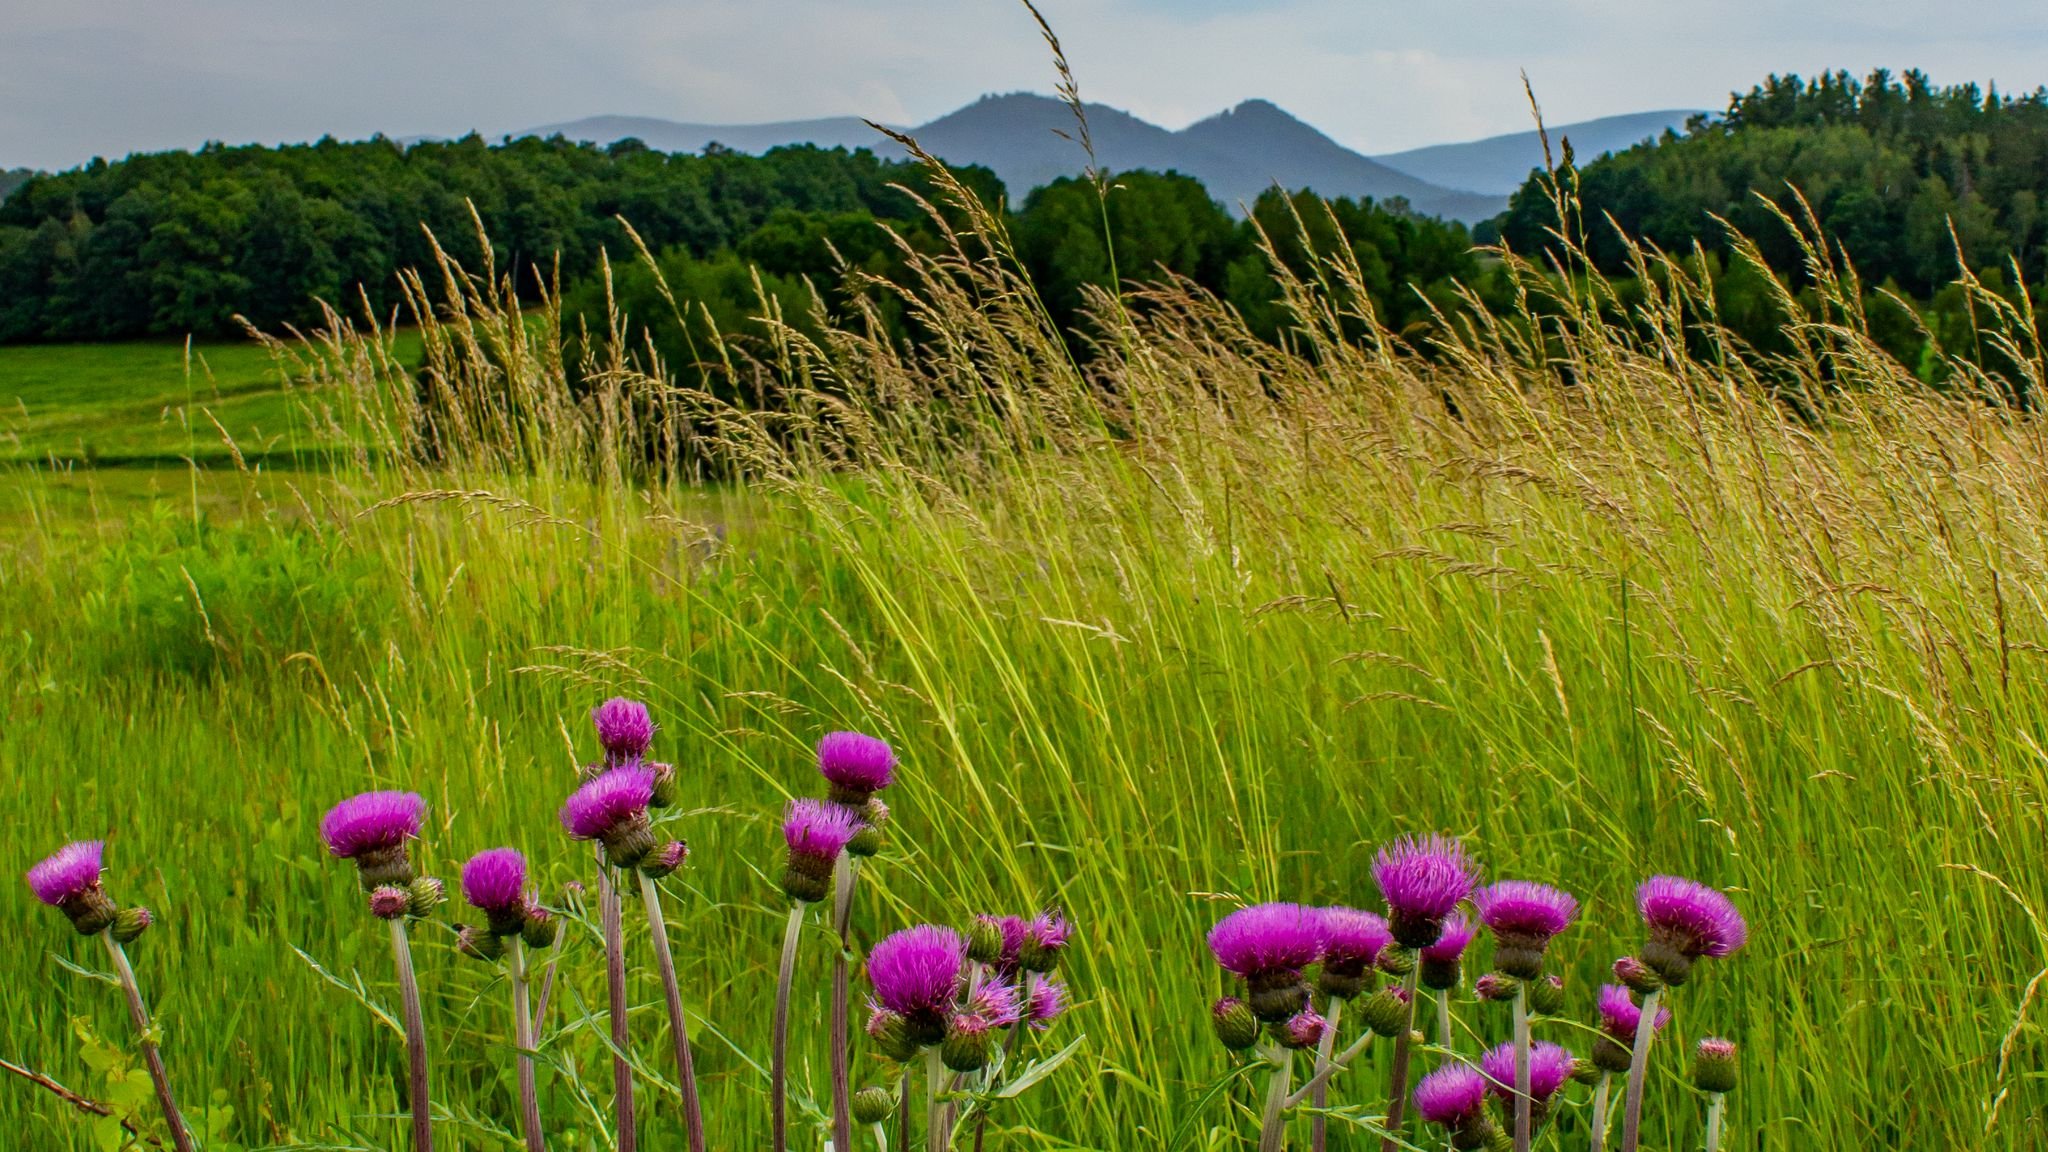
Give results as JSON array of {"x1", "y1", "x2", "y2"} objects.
[{"x1": 3, "y1": 154, "x2": 2047, "y2": 1151}]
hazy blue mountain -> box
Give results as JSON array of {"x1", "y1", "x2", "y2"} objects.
[
  {"x1": 523, "y1": 114, "x2": 891, "y2": 155},
  {"x1": 1371, "y1": 110, "x2": 1702, "y2": 195}
]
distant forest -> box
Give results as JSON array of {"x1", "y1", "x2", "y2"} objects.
[{"x1": 6, "y1": 69, "x2": 2048, "y2": 385}]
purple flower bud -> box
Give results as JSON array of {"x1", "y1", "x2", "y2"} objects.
[
  {"x1": 640, "y1": 839, "x2": 689, "y2": 879},
  {"x1": 369, "y1": 885, "x2": 411, "y2": 920},
  {"x1": 818, "y1": 731, "x2": 897, "y2": 802},
  {"x1": 321, "y1": 792, "x2": 425, "y2": 889},
  {"x1": 561, "y1": 764, "x2": 658, "y2": 867},
  {"x1": 1373, "y1": 835, "x2": 1480, "y2": 949},
  {"x1": 1636, "y1": 876, "x2": 1747, "y2": 986},
  {"x1": 1595, "y1": 984, "x2": 1671, "y2": 1043},
  {"x1": 781, "y1": 798, "x2": 862, "y2": 903},
  {"x1": 1473, "y1": 881, "x2": 1578, "y2": 978},
  {"x1": 1474, "y1": 973, "x2": 1518, "y2": 1002},
  {"x1": 1480, "y1": 1040, "x2": 1578, "y2": 1113},
  {"x1": 1612, "y1": 955, "x2": 1662, "y2": 995},
  {"x1": 591, "y1": 697, "x2": 655, "y2": 761},
  {"x1": 868, "y1": 925, "x2": 966, "y2": 1044},
  {"x1": 1209, "y1": 903, "x2": 1325, "y2": 1023},
  {"x1": 462, "y1": 848, "x2": 530, "y2": 936},
  {"x1": 940, "y1": 1011, "x2": 995, "y2": 1072},
  {"x1": 1281, "y1": 1008, "x2": 1327, "y2": 1050},
  {"x1": 1025, "y1": 974, "x2": 1067, "y2": 1029},
  {"x1": 1211, "y1": 996, "x2": 1260, "y2": 1050},
  {"x1": 112, "y1": 906, "x2": 153, "y2": 944},
  {"x1": 1317, "y1": 906, "x2": 1391, "y2": 999},
  {"x1": 1021, "y1": 910, "x2": 1071, "y2": 972},
  {"x1": 966, "y1": 979, "x2": 1025, "y2": 1028},
  {"x1": 1414, "y1": 1063, "x2": 1489, "y2": 1139},
  {"x1": 27, "y1": 841, "x2": 104, "y2": 907},
  {"x1": 1693, "y1": 1037, "x2": 1739, "y2": 1094},
  {"x1": 1419, "y1": 911, "x2": 1474, "y2": 991}
]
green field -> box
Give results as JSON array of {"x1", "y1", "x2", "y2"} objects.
[{"x1": 1, "y1": 193, "x2": 2045, "y2": 1152}]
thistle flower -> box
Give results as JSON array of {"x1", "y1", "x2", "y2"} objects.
[
  {"x1": 966, "y1": 979, "x2": 1025, "y2": 1029},
  {"x1": 641, "y1": 839, "x2": 689, "y2": 879},
  {"x1": 592, "y1": 697, "x2": 655, "y2": 762},
  {"x1": 846, "y1": 796, "x2": 889, "y2": 858},
  {"x1": 1207, "y1": 902, "x2": 1325, "y2": 1022},
  {"x1": 1281, "y1": 1008, "x2": 1328, "y2": 1050},
  {"x1": 817, "y1": 731, "x2": 896, "y2": 804},
  {"x1": 1211, "y1": 996, "x2": 1259, "y2": 1050},
  {"x1": 780, "y1": 798, "x2": 861, "y2": 903},
  {"x1": 561, "y1": 764, "x2": 658, "y2": 868},
  {"x1": 1021, "y1": 910, "x2": 1071, "y2": 972},
  {"x1": 27, "y1": 841, "x2": 117, "y2": 935},
  {"x1": 369, "y1": 885, "x2": 411, "y2": 920},
  {"x1": 521, "y1": 906, "x2": 559, "y2": 949},
  {"x1": 1419, "y1": 911, "x2": 1475, "y2": 991},
  {"x1": 1414, "y1": 1064, "x2": 1493, "y2": 1148},
  {"x1": 1373, "y1": 835, "x2": 1480, "y2": 949},
  {"x1": 851, "y1": 1085, "x2": 896, "y2": 1126},
  {"x1": 1592, "y1": 984, "x2": 1671, "y2": 1072},
  {"x1": 321, "y1": 791, "x2": 426, "y2": 889},
  {"x1": 1359, "y1": 983, "x2": 1415, "y2": 1037},
  {"x1": 1474, "y1": 973, "x2": 1518, "y2": 1002},
  {"x1": 1636, "y1": 876, "x2": 1747, "y2": 986},
  {"x1": 1692, "y1": 1037, "x2": 1739, "y2": 1094},
  {"x1": 462, "y1": 848, "x2": 534, "y2": 938},
  {"x1": 1317, "y1": 906, "x2": 1392, "y2": 1000},
  {"x1": 865, "y1": 1004, "x2": 920, "y2": 1062},
  {"x1": 941, "y1": 1012, "x2": 995, "y2": 1072},
  {"x1": 1473, "y1": 880, "x2": 1577, "y2": 979},
  {"x1": 1613, "y1": 955, "x2": 1662, "y2": 995},
  {"x1": 966, "y1": 913, "x2": 1024, "y2": 967},
  {"x1": 1480, "y1": 1041, "x2": 1577, "y2": 1121},
  {"x1": 112, "y1": 906, "x2": 154, "y2": 944},
  {"x1": 1527, "y1": 972, "x2": 1565, "y2": 1016},
  {"x1": 1025, "y1": 974, "x2": 1067, "y2": 1029},
  {"x1": 867, "y1": 925, "x2": 967, "y2": 1045}
]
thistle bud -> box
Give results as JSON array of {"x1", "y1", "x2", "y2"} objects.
[
  {"x1": 852, "y1": 1085, "x2": 897, "y2": 1125},
  {"x1": 1592, "y1": 1035, "x2": 1633, "y2": 1074},
  {"x1": 521, "y1": 906, "x2": 559, "y2": 949},
  {"x1": 640, "y1": 840, "x2": 688, "y2": 880},
  {"x1": 457, "y1": 923, "x2": 506, "y2": 962},
  {"x1": 647, "y1": 762, "x2": 678, "y2": 810},
  {"x1": 967, "y1": 915, "x2": 1006, "y2": 965},
  {"x1": 407, "y1": 876, "x2": 445, "y2": 918},
  {"x1": 940, "y1": 1015, "x2": 994, "y2": 1072},
  {"x1": 867, "y1": 1008, "x2": 921, "y2": 1063},
  {"x1": 1692, "y1": 1037, "x2": 1738, "y2": 1095},
  {"x1": 1613, "y1": 955, "x2": 1662, "y2": 996},
  {"x1": 111, "y1": 906, "x2": 153, "y2": 944},
  {"x1": 847, "y1": 798, "x2": 889, "y2": 859},
  {"x1": 1377, "y1": 946, "x2": 1415, "y2": 978},
  {"x1": 1527, "y1": 973, "x2": 1565, "y2": 1016},
  {"x1": 1360, "y1": 986, "x2": 1413, "y2": 1038},
  {"x1": 1279, "y1": 1009, "x2": 1327, "y2": 1050},
  {"x1": 1019, "y1": 911, "x2": 1071, "y2": 974},
  {"x1": 1570, "y1": 1061, "x2": 1601, "y2": 1086},
  {"x1": 781, "y1": 799, "x2": 859, "y2": 905},
  {"x1": 1211, "y1": 997, "x2": 1260, "y2": 1051},
  {"x1": 1473, "y1": 973, "x2": 1518, "y2": 1003},
  {"x1": 369, "y1": 886, "x2": 411, "y2": 920}
]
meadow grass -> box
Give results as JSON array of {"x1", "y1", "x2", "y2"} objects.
[{"x1": 2, "y1": 173, "x2": 2047, "y2": 1152}]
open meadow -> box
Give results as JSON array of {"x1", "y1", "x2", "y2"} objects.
[{"x1": 3, "y1": 174, "x2": 2047, "y2": 1152}]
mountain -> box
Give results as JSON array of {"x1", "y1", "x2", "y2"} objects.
[
  {"x1": 1370, "y1": 110, "x2": 1702, "y2": 196},
  {"x1": 520, "y1": 94, "x2": 1513, "y2": 222}
]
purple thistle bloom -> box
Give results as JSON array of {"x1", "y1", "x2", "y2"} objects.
[
  {"x1": 27, "y1": 841, "x2": 104, "y2": 906},
  {"x1": 966, "y1": 980, "x2": 1025, "y2": 1028},
  {"x1": 561, "y1": 764, "x2": 655, "y2": 840},
  {"x1": 461, "y1": 848, "x2": 528, "y2": 912},
  {"x1": 1373, "y1": 834, "x2": 1480, "y2": 948},
  {"x1": 1414, "y1": 1063, "x2": 1489, "y2": 1129},
  {"x1": 993, "y1": 914, "x2": 1029, "y2": 971},
  {"x1": 320, "y1": 792, "x2": 425, "y2": 859},
  {"x1": 1282, "y1": 1008, "x2": 1328, "y2": 1050},
  {"x1": 1021, "y1": 910, "x2": 1072, "y2": 972},
  {"x1": 1480, "y1": 1041, "x2": 1577, "y2": 1105},
  {"x1": 1208, "y1": 903, "x2": 1325, "y2": 978},
  {"x1": 1420, "y1": 912, "x2": 1475, "y2": 963},
  {"x1": 1637, "y1": 876, "x2": 1747, "y2": 985},
  {"x1": 1025, "y1": 974, "x2": 1067, "y2": 1029},
  {"x1": 868, "y1": 925, "x2": 967, "y2": 1032},
  {"x1": 784, "y1": 798, "x2": 862, "y2": 859},
  {"x1": 1473, "y1": 880, "x2": 1578, "y2": 978},
  {"x1": 1319, "y1": 907, "x2": 1393, "y2": 974},
  {"x1": 817, "y1": 731, "x2": 896, "y2": 798},
  {"x1": 1596, "y1": 984, "x2": 1671, "y2": 1043},
  {"x1": 592, "y1": 697, "x2": 655, "y2": 760}
]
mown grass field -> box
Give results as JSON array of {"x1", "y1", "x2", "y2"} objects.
[{"x1": 1, "y1": 180, "x2": 2046, "y2": 1152}]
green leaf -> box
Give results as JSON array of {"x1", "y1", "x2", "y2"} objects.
[{"x1": 994, "y1": 1033, "x2": 1085, "y2": 1099}]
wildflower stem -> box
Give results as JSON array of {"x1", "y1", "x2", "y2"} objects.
[
  {"x1": 831, "y1": 855, "x2": 859, "y2": 1152},
  {"x1": 1310, "y1": 998, "x2": 1344, "y2": 1152},
  {"x1": 1378, "y1": 960, "x2": 1423, "y2": 1152},
  {"x1": 1704, "y1": 1093, "x2": 1725, "y2": 1152},
  {"x1": 1436, "y1": 990, "x2": 1453, "y2": 1053},
  {"x1": 926, "y1": 1045, "x2": 952, "y2": 1151},
  {"x1": 1285, "y1": 1031, "x2": 1372, "y2": 1109},
  {"x1": 637, "y1": 870, "x2": 707, "y2": 1152},
  {"x1": 1589, "y1": 1072, "x2": 1612, "y2": 1152},
  {"x1": 597, "y1": 861, "x2": 636, "y2": 1152},
  {"x1": 510, "y1": 938, "x2": 545, "y2": 1152},
  {"x1": 385, "y1": 917, "x2": 434, "y2": 1152},
  {"x1": 1512, "y1": 985, "x2": 1532, "y2": 1152},
  {"x1": 100, "y1": 932, "x2": 195, "y2": 1152},
  {"x1": 1616, "y1": 988, "x2": 1662, "y2": 1152},
  {"x1": 1257, "y1": 1046, "x2": 1294, "y2": 1152},
  {"x1": 899, "y1": 1068, "x2": 913, "y2": 1152},
  {"x1": 773, "y1": 902, "x2": 807, "y2": 1152}
]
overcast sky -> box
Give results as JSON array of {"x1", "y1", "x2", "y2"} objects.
[{"x1": 6, "y1": 0, "x2": 2048, "y2": 171}]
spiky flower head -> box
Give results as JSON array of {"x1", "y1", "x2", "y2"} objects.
[
  {"x1": 1415, "y1": 1064, "x2": 1493, "y2": 1148},
  {"x1": 966, "y1": 914, "x2": 1013, "y2": 965},
  {"x1": 1208, "y1": 903, "x2": 1325, "y2": 1023},
  {"x1": 1420, "y1": 911, "x2": 1474, "y2": 991},
  {"x1": 1636, "y1": 876, "x2": 1746, "y2": 986},
  {"x1": 1373, "y1": 835, "x2": 1480, "y2": 948},
  {"x1": 112, "y1": 906, "x2": 153, "y2": 944},
  {"x1": 941, "y1": 1012, "x2": 995, "y2": 1072},
  {"x1": 321, "y1": 792, "x2": 426, "y2": 889},
  {"x1": 1527, "y1": 972, "x2": 1566, "y2": 1016},
  {"x1": 1693, "y1": 1037, "x2": 1739, "y2": 1094},
  {"x1": 591, "y1": 697, "x2": 655, "y2": 762},
  {"x1": 1359, "y1": 983, "x2": 1415, "y2": 1038},
  {"x1": 966, "y1": 979, "x2": 1025, "y2": 1029},
  {"x1": 561, "y1": 764, "x2": 658, "y2": 868},
  {"x1": 781, "y1": 798, "x2": 861, "y2": 903},
  {"x1": 1211, "y1": 996, "x2": 1259, "y2": 1050},
  {"x1": 818, "y1": 731, "x2": 897, "y2": 802},
  {"x1": 369, "y1": 885, "x2": 411, "y2": 920},
  {"x1": 852, "y1": 1086, "x2": 897, "y2": 1126},
  {"x1": 865, "y1": 1004, "x2": 920, "y2": 1062},
  {"x1": 1473, "y1": 973, "x2": 1518, "y2": 1003},
  {"x1": 1317, "y1": 906, "x2": 1391, "y2": 1000},
  {"x1": 846, "y1": 796, "x2": 888, "y2": 858},
  {"x1": 407, "y1": 876, "x2": 445, "y2": 919},
  {"x1": 868, "y1": 925, "x2": 967, "y2": 1044},
  {"x1": 457, "y1": 923, "x2": 506, "y2": 962},
  {"x1": 1473, "y1": 880, "x2": 1577, "y2": 978},
  {"x1": 28, "y1": 840, "x2": 119, "y2": 935},
  {"x1": 522, "y1": 906, "x2": 559, "y2": 949},
  {"x1": 1480, "y1": 1041, "x2": 1578, "y2": 1119},
  {"x1": 1025, "y1": 974, "x2": 1067, "y2": 1029},
  {"x1": 1592, "y1": 984, "x2": 1672, "y2": 1072},
  {"x1": 1021, "y1": 910, "x2": 1072, "y2": 972},
  {"x1": 1281, "y1": 1008, "x2": 1328, "y2": 1050},
  {"x1": 462, "y1": 848, "x2": 531, "y2": 937},
  {"x1": 1613, "y1": 955, "x2": 1662, "y2": 996}
]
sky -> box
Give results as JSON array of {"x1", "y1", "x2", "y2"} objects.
[{"x1": 6, "y1": 0, "x2": 2048, "y2": 172}]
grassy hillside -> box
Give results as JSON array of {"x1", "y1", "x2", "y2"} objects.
[{"x1": 0, "y1": 171, "x2": 2044, "y2": 1151}]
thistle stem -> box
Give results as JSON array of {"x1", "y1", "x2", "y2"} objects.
[
  {"x1": 510, "y1": 938, "x2": 546, "y2": 1152},
  {"x1": 385, "y1": 917, "x2": 434, "y2": 1152},
  {"x1": 1257, "y1": 1047, "x2": 1294, "y2": 1152},
  {"x1": 100, "y1": 933, "x2": 195, "y2": 1152},
  {"x1": 1589, "y1": 1073, "x2": 1612, "y2": 1152},
  {"x1": 1377, "y1": 960, "x2": 1423, "y2": 1152},
  {"x1": 926, "y1": 1045, "x2": 951, "y2": 1151},
  {"x1": 638, "y1": 870, "x2": 707, "y2": 1152},
  {"x1": 773, "y1": 902, "x2": 808, "y2": 1152},
  {"x1": 1616, "y1": 989, "x2": 1662, "y2": 1152},
  {"x1": 899, "y1": 1068, "x2": 913, "y2": 1152},
  {"x1": 1286, "y1": 1031, "x2": 1372, "y2": 1109},
  {"x1": 1512, "y1": 985, "x2": 1532, "y2": 1152},
  {"x1": 1436, "y1": 989, "x2": 1454, "y2": 1053},
  {"x1": 1704, "y1": 1093, "x2": 1725, "y2": 1152},
  {"x1": 597, "y1": 860, "x2": 636, "y2": 1152},
  {"x1": 831, "y1": 855, "x2": 859, "y2": 1152},
  {"x1": 1310, "y1": 999, "x2": 1344, "y2": 1152}
]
